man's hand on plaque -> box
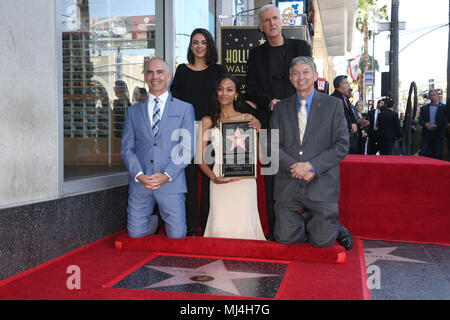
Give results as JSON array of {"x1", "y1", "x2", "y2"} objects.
[
  {"x1": 247, "y1": 115, "x2": 261, "y2": 133},
  {"x1": 269, "y1": 99, "x2": 280, "y2": 111}
]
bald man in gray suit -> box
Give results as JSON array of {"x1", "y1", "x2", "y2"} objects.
[{"x1": 270, "y1": 56, "x2": 353, "y2": 250}]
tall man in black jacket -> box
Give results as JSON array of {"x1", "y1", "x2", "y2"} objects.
[
  {"x1": 378, "y1": 98, "x2": 402, "y2": 155},
  {"x1": 446, "y1": 100, "x2": 450, "y2": 159},
  {"x1": 366, "y1": 100, "x2": 384, "y2": 155},
  {"x1": 331, "y1": 75, "x2": 359, "y2": 154},
  {"x1": 246, "y1": 4, "x2": 312, "y2": 240},
  {"x1": 419, "y1": 89, "x2": 448, "y2": 159}
]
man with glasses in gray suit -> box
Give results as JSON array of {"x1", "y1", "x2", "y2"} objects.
[{"x1": 270, "y1": 56, "x2": 353, "y2": 250}]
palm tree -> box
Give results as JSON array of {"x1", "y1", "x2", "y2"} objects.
[{"x1": 355, "y1": 0, "x2": 388, "y2": 106}]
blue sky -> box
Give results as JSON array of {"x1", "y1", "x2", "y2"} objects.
[{"x1": 371, "y1": 0, "x2": 448, "y2": 94}]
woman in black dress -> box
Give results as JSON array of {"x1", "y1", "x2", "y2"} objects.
[{"x1": 170, "y1": 28, "x2": 226, "y2": 236}]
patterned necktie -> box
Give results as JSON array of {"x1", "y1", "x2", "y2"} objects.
[
  {"x1": 152, "y1": 97, "x2": 160, "y2": 136},
  {"x1": 298, "y1": 99, "x2": 307, "y2": 143}
]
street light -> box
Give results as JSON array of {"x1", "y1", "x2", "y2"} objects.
[
  {"x1": 370, "y1": 26, "x2": 380, "y2": 103},
  {"x1": 371, "y1": 20, "x2": 404, "y2": 104}
]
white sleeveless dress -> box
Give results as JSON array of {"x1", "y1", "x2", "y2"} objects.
[{"x1": 203, "y1": 128, "x2": 266, "y2": 241}]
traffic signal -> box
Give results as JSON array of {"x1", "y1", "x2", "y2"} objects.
[
  {"x1": 368, "y1": 100, "x2": 374, "y2": 109},
  {"x1": 143, "y1": 56, "x2": 150, "y2": 73}
]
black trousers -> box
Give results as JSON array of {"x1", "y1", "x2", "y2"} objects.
[
  {"x1": 380, "y1": 137, "x2": 396, "y2": 155},
  {"x1": 185, "y1": 163, "x2": 210, "y2": 234},
  {"x1": 358, "y1": 136, "x2": 368, "y2": 155},
  {"x1": 367, "y1": 131, "x2": 382, "y2": 155},
  {"x1": 264, "y1": 173, "x2": 275, "y2": 235},
  {"x1": 446, "y1": 130, "x2": 450, "y2": 159},
  {"x1": 420, "y1": 131, "x2": 444, "y2": 160}
]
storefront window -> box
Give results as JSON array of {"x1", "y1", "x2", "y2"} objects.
[
  {"x1": 61, "y1": 0, "x2": 158, "y2": 180},
  {"x1": 173, "y1": 0, "x2": 214, "y2": 66},
  {"x1": 217, "y1": 0, "x2": 255, "y2": 27}
]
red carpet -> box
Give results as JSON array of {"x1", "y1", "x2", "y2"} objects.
[
  {"x1": 3, "y1": 155, "x2": 445, "y2": 300},
  {"x1": 339, "y1": 155, "x2": 450, "y2": 245},
  {"x1": 202, "y1": 155, "x2": 450, "y2": 245},
  {"x1": 254, "y1": 155, "x2": 450, "y2": 245},
  {"x1": 115, "y1": 234, "x2": 346, "y2": 264},
  {"x1": 0, "y1": 231, "x2": 369, "y2": 300}
]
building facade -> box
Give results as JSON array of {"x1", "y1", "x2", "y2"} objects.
[{"x1": 0, "y1": 0, "x2": 355, "y2": 280}]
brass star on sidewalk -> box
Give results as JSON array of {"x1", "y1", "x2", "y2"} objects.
[{"x1": 144, "y1": 260, "x2": 279, "y2": 296}]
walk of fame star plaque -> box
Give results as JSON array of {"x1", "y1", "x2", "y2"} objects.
[
  {"x1": 110, "y1": 254, "x2": 288, "y2": 298},
  {"x1": 219, "y1": 120, "x2": 257, "y2": 178}
]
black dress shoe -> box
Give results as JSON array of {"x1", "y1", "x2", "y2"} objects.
[
  {"x1": 337, "y1": 225, "x2": 353, "y2": 250},
  {"x1": 186, "y1": 231, "x2": 198, "y2": 237}
]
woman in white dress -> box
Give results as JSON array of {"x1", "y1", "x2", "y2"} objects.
[{"x1": 199, "y1": 75, "x2": 266, "y2": 241}]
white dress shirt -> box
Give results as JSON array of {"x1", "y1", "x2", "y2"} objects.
[
  {"x1": 135, "y1": 90, "x2": 172, "y2": 183},
  {"x1": 374, "y1": 109, "x2": 380, "y2": 130},
  {"x1": 147, "y1": 91, "x2": 169, "y2": 127}
]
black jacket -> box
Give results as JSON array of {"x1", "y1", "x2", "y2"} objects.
[
  {"x1": 419, "y1": 103, "x2": 447, "y2": 134},
  {"x1": 245, "y1": 36, "x2": 312, "y2": 128},
  {"x1": 378, "y1": 108, "x2": 401, "y2": 140},
  {"x1": 330, "y1": 90, "x2": 357, "y2": 132}
]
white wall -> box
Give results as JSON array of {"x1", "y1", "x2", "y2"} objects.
[{"x1": 0, "y1": 0, "x2": 59, "y2": 207}]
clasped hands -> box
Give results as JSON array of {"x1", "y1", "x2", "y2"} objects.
[
  {"x1": 138, "y1": 173, "x2": 169, "y2": 190},
  {"x1": 291, "y1": 162, "x2": 316, "y2": 182},
  {"x1": 425, "y1": 122, "x2": 438, "y2": 131}
]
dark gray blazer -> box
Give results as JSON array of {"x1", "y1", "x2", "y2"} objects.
[{"x1": 269, "y1": 90, "x2": 349, "y2": 202}]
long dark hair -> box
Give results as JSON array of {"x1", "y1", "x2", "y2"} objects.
[
  {"x1": 210, "y1": 74, "x2": 254, "y2": 127},
  {"x1": 187, "y1": 28, "x2": 218, "y2": 66}
]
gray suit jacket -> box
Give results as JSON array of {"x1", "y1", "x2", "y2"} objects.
[
  {"x1": 121, "y1": 94, "x2": 195, "y2": 194},
  {"x1": 270, "y1": 90, "x2": 349, "y2": 202}
]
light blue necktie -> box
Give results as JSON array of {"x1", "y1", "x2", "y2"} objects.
[{"x1": 152, "y1": 98, "x2": 160, "y2": 136}]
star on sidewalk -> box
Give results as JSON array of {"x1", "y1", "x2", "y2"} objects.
[
  {"x1": 227, "y1": 128, "x2": 249, "y2": 151},
  {"x1": 144, "y1": 260, "x2": 279, "y2": 296},
  {"x1": 364, "y1": 247, "x2": 429, "y2": 266}
]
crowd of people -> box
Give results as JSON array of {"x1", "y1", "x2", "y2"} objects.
[
  {"x1": 333, "y1": 82, "x2": 449, "y2": 160},
  {"x1": 118, "y1": 4, "x2": 447, "y2": 251}
]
